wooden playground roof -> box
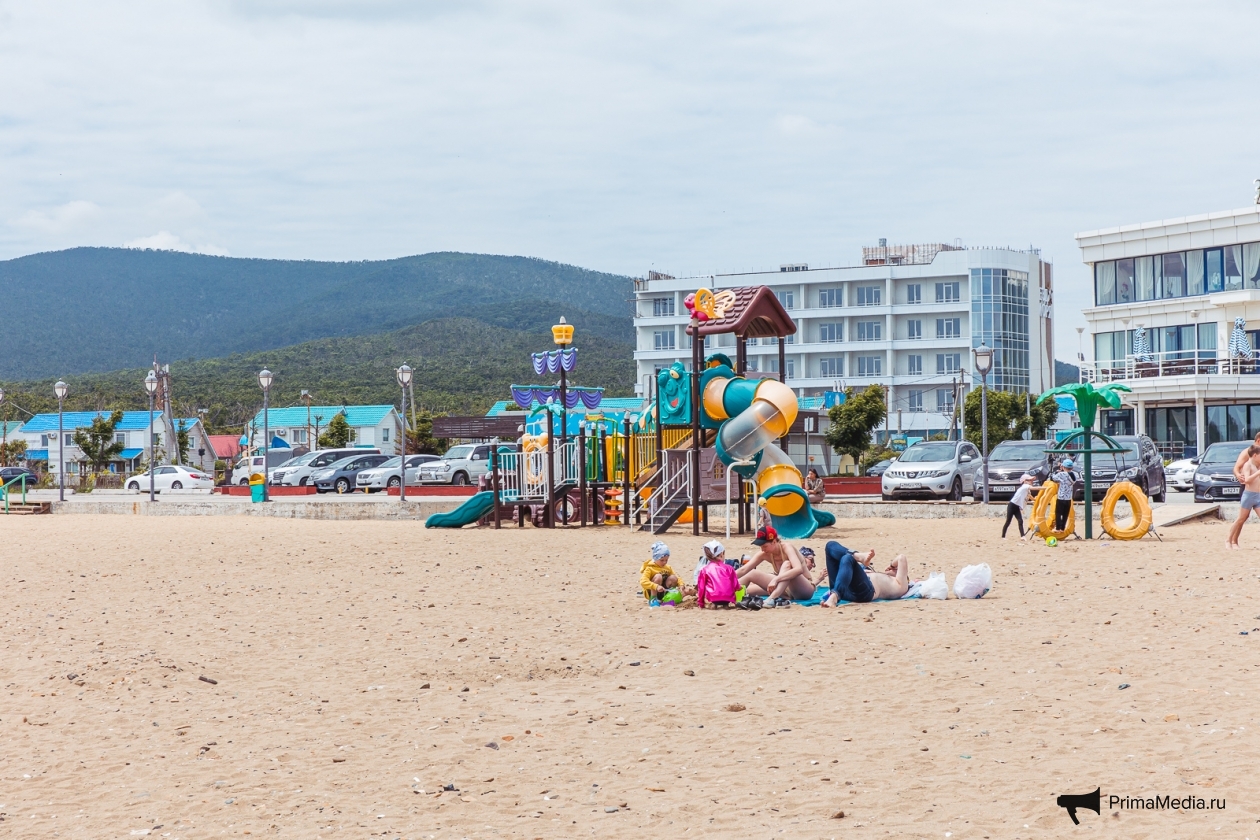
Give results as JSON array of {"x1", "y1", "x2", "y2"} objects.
[{"x1": 693, "y1": 286, "x2": 797, "y2": 339}]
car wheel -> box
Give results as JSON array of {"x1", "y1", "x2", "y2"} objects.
[
  {"x1": 239, "y1": 479, "x2": 249, "y2": 486},
  {"x1": 298, "y1": 476, "x2": 308, "y2": 486},
  {"x1": 387, "y1": 476, "x2": 400, "y2": 488},
  {"x1": 881, "y1": 493, "x2": 893, "y2": 501},
  {"x1": 171, "y1": 480, "x2": 182, "y2": 490},
  {"x1": 452, "y1": 472, "x2": 468, "y2": 486},
  {"x1": 948, "y1": 477, "x2": 962, "y2": 501},
  {"x1": 335, "y1": 477, "x2": 351, "y2": 494},
  {"x1": 1151, "y1": 480, "x2": 1166, "y2": 502},
  {"x1": 128, "y1": 481, "x2": 140, "y2": 491}
]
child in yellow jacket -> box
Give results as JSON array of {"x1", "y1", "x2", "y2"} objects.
[{"x1": 639, "y1": 541, "x2": 680, "y2": 600}]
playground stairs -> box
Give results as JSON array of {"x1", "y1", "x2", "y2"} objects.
[
  {"x1": 640, "y1": 496, "x2": 689, "y2": 535},
  {"x1": 1, "y1": 501, "x2": 51, "y2": 515},
  {"x1": 633, "y1": 429, "x2": 714, "y2": 493}
]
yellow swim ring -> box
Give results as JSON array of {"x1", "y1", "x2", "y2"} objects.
[
  {"x1": 1032, "y1": 480, "x2": 1075, "y2": 540},
  {"x1": 1100, "y1": 480, "x2": 1152, "y2": 540}
]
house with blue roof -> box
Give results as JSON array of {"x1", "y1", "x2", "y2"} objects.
[
  {"x1": 17, "y1": 411, "x2": 212, "y2": 476},
  {"x1": 245, "y1": 405, "x2": 401, "y2": 455}
]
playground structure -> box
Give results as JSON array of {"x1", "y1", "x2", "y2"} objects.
[{"x1": 429, "y1": 290, "x2": 835, "y2": 537}]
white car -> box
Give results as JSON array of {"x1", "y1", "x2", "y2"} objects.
[
  {"x1": 126, "y1": 464, "x2": 214, "y2": 492},
  {"x1": 356, "y1": 455, "x2": 440, "y2": 492},
  {"x1": 1164, "y1": 458, "x2": 1196, "y2": 492},
  {"x1": 418, "y1": 444, "x2": 494, "y2": 486}
]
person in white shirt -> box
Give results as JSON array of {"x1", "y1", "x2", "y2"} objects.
[{"x1": 1002, "y1": 473, "x2": 1036, "y2": 539}]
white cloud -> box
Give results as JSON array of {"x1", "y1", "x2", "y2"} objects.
[
  {"x1": 124, "y1": 230, "x2": 229, "y2": 256},
  {"x1": 15, "y1": 200, "x2": 103, "y2": 234}
]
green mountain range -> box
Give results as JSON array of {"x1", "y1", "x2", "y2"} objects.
[{"x1": 0, "y1": 249, "x2": 638, "y2": 429}]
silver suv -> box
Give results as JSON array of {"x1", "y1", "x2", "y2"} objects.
[
  {"x1": 417, "y1": 443, "x2": 493, "y2": 486},
  {"x1": 881, "y1": 440, "x2": 982, "y2": 501}
]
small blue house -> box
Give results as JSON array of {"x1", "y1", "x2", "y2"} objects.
[
  {"x1": 17, "y1": 412, "x2": 211, "y2": 475},
  {"x1": 246, "y1": 405, "x2": 402, "y2": 455}
]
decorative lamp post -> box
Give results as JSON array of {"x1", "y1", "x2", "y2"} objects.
[
  {"x1": 552, "y1": 317, "x2": 574, "y2": 447},
  {"x1": 258, "y1": 369, "x2": 273, "y2": 502},
  {"x1": 396, "y1": 364, "x2": 413, "y2": 502},
  {"x1": 54, "y1": 380, "x2": 68, "y2": 501},
  {"x1": 973, "y1": 344, "x2": 993, "y2": 505},
  {"x1": 144, "y1": 371, "x2": 158, "y2": 502},
  {"x1": 0, "y1": 387, "x2": 6, "y2": 464}
]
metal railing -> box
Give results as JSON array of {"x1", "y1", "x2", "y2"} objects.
[
  {"x1": 631, "y1": 448, "x2": 691, "y2": 529},
  {"x1": 1082, "y1": 349, "x2": 1235, "y2": 383},
  {"x1": 1, "y1": 473, "x2": 31, "y2": 512}
]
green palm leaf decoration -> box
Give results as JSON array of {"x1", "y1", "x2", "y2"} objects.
[{"x1": 1036, "y1": 382, "x2": 1131, "y2": 429}]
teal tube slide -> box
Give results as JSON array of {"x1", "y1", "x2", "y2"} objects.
[{"x1": 424, "y1": 491, "x2": 496, "y2": 528}]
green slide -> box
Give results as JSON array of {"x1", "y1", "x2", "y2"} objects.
[{"x1": 424, "y1": 491, "x2": 496, "y2": 528}]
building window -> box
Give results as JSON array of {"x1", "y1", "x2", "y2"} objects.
[
  {"x1": 935, "y1": 317, "x2": 961, "y2": 338},
  {"x1": 653, "y1": 330, "x2": 675, "y2": 351},
  {"x1": 40, "y1": 434, "x2": 48, "y2": 447},
  {"x1": 856, "y1": 321, "x2": 882, "y2": 341},
  {"x1": 970, "y1": 267, "x2": 1030, "y2": 392},
  {"x1": 937, "y1": 389, "x2": 955, "y2": 413},
  {"x1": 652, "y1": 297, "x2": 675, "y2": 317},
  {"x1": 856, "y1": 285, "x2": 882, "y2": 306},
  {"x1": 64, "y1": 433, "x2": 74, "y2": 447},
  {"x1": 381, "y1": 427, "x2": 390, "y2": 442},
  {"x1": 114, "y1": 433, "x2": 127, "y2": 446},
  {"x1": 907, "y1": 354, "x2": 922, "y2": 375},
  {"x1": 937, "y1": 353, "x2": 961, "y2": 374},
  {"x1": 776, "y1": 290, "x2": 795, "y2": 310},
  {"x1": 745, "y1": 357, "x2": 759, "y2": 372},
  {"x1": 819, "y1": 322, "x2": 843, "y2": 343},
  {"x1": 857, "y1": 355, "x2": 882, "y2": 376},
  {"x1": 908, "y1": 390, "x2": 923, "y2": 412},
  {"x1": 819, "y1": 357, "x2": 844, "y2": 377},
  {"x1": 907, "y1": 319, "x2": 922, "y2": 340},
  {"x1": 906, "y1": 284, "x2": 921, "y2": 304},
  {"x1": 818, "y1": 287, "x2": 843, "y2": 308},
  {"x1": 292, "y1": 429, "x2": 308, "y2": 444},
  {"x1": 767, "y1": 358, "x2": 795, "y2": 379},
  {"x1": 935, "y1": 282, "x2": 960, "y2": 303}
]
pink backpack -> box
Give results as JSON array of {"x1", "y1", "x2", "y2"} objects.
[{"x1": 696, "y1": 561, "x2": 738, "y2": 607}]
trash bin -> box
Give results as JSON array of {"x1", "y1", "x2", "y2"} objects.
[{"x1": 249, "y1": 473, "x2": 266, "y2": 503}]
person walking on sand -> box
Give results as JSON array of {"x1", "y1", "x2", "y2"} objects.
[
  {"x1": 1234, "y1": 432, "x2": 1260, "y2": 524},
  {"x1": 1228, "y1": 445, "x2": 1260, "y2": 549},
  {"x1": 1002, "y1": 474, "x2": 1035, "y2": 539},
  {"x1": 1050, "y1": 458, "x2": 1077, "y2": 533},
  {"x1": 820, "y1": 542, "x2": 909, "y2": 606}
]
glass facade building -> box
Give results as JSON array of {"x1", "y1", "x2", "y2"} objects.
[{"x1": 969, "y1": 268, "x2": 1030, "y2": 392}]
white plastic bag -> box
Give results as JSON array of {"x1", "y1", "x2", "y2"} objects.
[
  {"x1": 953, "y1": 563, "x2": 992, "y2": 599},
  {"x1": 919, "y1": 571, "x2": 948, "y2": 600}
]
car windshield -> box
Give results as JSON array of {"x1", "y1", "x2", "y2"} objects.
[
  {"x1": 285, "y1": 452, "x2": 319, "y2": 466},
  {"x1": 1202, "y1": 442, "x2": 1249, "y2": 465},
  {"x1": 326, "y1": 456, "x2": 360, "y2": 470},
  {"x1": 374, "y1": 457, "x2": 402, "y2": 469},
  {"x1": 443, "y1": 445, "x2": 474, "y2": 461},
  {"x1": 989, "y1": 442, "x2": 1048, "y2": 462},
  {"x1": 898, "y1": 443, "x2": 956, "y2": 463}
]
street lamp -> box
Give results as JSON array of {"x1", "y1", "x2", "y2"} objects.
[
  {"x1": 552, "y1": 316, "x2": 574, "y2": 447},
  {"x1": 1075, "y1": 326, "x2": 1085, "y2": 383},
  {"x1": 973, "y1": 344, "x2": 993, "y2": 505},
  {"x1": 54, "y1": 380, "x2": 68, "y2": 501},
  {"x1": 258, "y1": 369, "x2": 273, "y2": 502},
  {"x1": 396, "y1": 364, "x2": 413, "y2": 502},
  {"x1": 0, "y1": 387, "x2": 6, "y2": 465},
  {"x1": 144, "y1": 371, "x2": 158, "y2": 502}
]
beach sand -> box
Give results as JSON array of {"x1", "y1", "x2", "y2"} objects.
[{"x1": 0, "y1": 513, "x2": 1256, "y2": 837}]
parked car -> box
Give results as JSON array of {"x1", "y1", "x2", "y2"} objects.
[
  {"x1": 310, "y1": 453, "x2": 391, "y2": 493},
  {"x1": 0, "y1": 466, "x2": 39, "y2": 488},
  {"x1": 126, "y1": 464, "x2": 215, "y2": 492},
  {"x1": 235, "y1": 449, "x2": 306, "y2": 485},
  {"x1": 981, "y1": 440, "x2": 1053, "y2": 500},
  {"x1": 268, "y1": 447, "x2": 380, "y2": 486},
  {"x1": 1064, "y1": 434, "x2": 1165, "y2": 502},
  {"x1": 1164, "y1": 457, "x2": 1196, "y2": 493},
  {"x1": 880, "y1": 440, "x2": 982, "y2": 501},
  {"x1": 418, "y1": 443, "x2": 494, "y2": 486},
  {"x1": 356, "y1": 454, "x2": 441, "y2": 492},
  {"x1": 1194, "y1": 440, "x2": 1251, "y2": 502},
  {"x1": 865, "y1": 458, "x2": 894, "y2": 477}
]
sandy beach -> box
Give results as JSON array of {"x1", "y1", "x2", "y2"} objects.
[{"x1": 0, "y1": 513, "x2": 1256, "y2": 838}]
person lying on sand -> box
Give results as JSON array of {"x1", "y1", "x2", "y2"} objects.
[
  {"x1": 639, "y1": 541, "x2": 680, "y2": 600},
  {"x1": 820, "y1": 542, "x2": 909, "y2": 606},
  {"x1": 737, "y1": 525, "x2": 816, "y2": 606}
]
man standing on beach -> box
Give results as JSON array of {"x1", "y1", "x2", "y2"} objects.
[{"x1": 1228, "y1": 445, "x2": 1260, "y2": 549}]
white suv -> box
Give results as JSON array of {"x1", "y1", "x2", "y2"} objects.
[
  {"x1": 881, "y1": 440, "x2": 981, "y2": 501},
  {"x1": 268, "y1": 448, "x2": 380, "y2": 486},
  {"x1": 417, "y1": 444, "x2": 493, "y2": 486}
]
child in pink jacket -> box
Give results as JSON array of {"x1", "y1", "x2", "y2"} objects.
[{"x1": 696, "y1": 540, "x2": 739, "y2": 608}]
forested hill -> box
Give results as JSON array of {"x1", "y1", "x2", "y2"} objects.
[{"x1": 0, "y1": 248, "x2": 635, "y2": 379}]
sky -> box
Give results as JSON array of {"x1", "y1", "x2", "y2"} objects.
[{"x1": 3, "y1": 0, "x2": 1260, "y2": 357}]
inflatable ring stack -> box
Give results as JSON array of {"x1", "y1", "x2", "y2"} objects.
[
  {"x1": 1100, "y1": 480, "x2": 1153, "y2": 540},
  {"x1": 1031, "y1": 480, "x2": 1075, "y2": 540}
]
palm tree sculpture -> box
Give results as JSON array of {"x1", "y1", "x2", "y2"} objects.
[{"x1": 1036, "y1": 382, "x2": 1133, "y2": 539}]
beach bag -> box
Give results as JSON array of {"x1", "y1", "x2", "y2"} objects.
[
  {"x1": 953, "y1": 563, "x2": 992, "y2": 599},
  {"x1": 920, "y1": 571, "x2": 948, "y2": 600}
]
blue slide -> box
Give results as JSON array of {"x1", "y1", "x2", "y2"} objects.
[{"x1": 424, "y1": 491, "x2": 496, "y2": 528}]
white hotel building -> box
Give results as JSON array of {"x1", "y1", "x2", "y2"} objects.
[
  {"x1": 1077, "y1": 203, "x2": 1260, "y2": 457},
  {"x1": 633, "y1": 243, "x2": 1054, "y2": 437}
]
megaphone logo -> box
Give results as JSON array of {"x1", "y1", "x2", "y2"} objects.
[{"x1": 1056, "y1": 787, "x2": 1101, "y2": 825}]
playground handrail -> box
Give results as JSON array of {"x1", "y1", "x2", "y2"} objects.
[
  {"x1": 0, "y1": 472, "x2": 31, "y2": 513},
  {"x1": 631, "y1": 448, "x2": 690, "y2": 529}
]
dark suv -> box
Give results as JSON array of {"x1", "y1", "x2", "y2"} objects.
[
  {"x1": 981, "y1": 440, "x2": 1052, "y2": 500},
  {"x1": 1065, "y1": 434, "x2": 1166, "y2": 502}
]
